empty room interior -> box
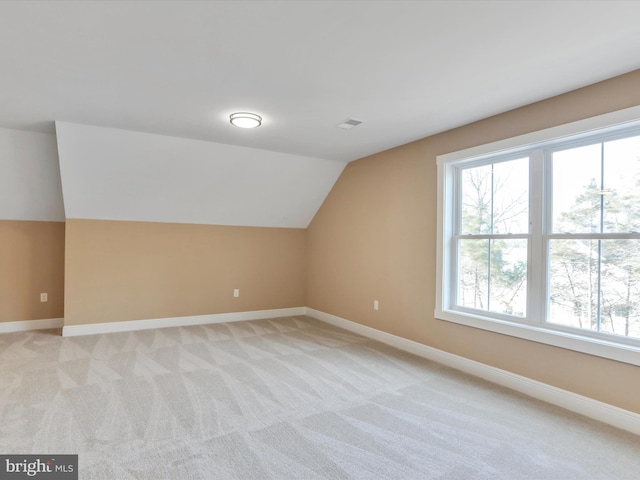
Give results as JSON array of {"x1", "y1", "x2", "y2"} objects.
[{"x1": 2, "y1": 1, "x2": 640, "y2": 478}]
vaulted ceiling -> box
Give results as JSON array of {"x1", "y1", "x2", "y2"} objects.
[
  {"x1": 2, "y1": 1, "x2": 640, "y2": 226},
  {"x1": 55, "y1": 122, "x2": 345, "y2": 228}
]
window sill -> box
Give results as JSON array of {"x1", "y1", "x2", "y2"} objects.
[{"x1": 435, "y1": 309, "x2": 640, "y2": 367}]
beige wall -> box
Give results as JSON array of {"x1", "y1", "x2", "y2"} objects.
[
  {"x1": 0, "y1": 220, "x2": 65, "y2": 322},
  {"x1": 64, "y1": 219, "x2": 306, "y2": 326},
  {"x1": 307, "y1": 70, "x2": 640, "y2": 414}
]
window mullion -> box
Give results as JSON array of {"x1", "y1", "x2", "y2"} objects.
[
  {"x1": 596, "y1": 142, "x2": 605, "y2": 332},
  {"x1": 528, "y1": 149, "x2": 545, "y2": 324},
  {"x1": 450, "y1": 166, "x2": 462, "y2": 309}
]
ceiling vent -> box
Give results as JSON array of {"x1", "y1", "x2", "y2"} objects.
[{"x1": 337, "y1": 118, "x2": 363, "y2": 130}]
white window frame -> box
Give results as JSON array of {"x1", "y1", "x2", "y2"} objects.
[{"x1": 436, "y1": 106, "x2": 640, "y2": 367}]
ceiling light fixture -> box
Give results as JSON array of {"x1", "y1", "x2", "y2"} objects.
[{"x1": 230, "y1": 112, "x2": 262, "y2": 128}]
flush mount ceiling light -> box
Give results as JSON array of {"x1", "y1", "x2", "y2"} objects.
[{"x1": 230, "y1": 112, "x2": 262, "y2": 128}]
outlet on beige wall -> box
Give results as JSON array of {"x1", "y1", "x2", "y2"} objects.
[
  {"x1": 0, "y1": 221, "x2": 65, "y2": 323},
  {"x1": 63, "y1": 220, "x2": 306, "y2": 326}
]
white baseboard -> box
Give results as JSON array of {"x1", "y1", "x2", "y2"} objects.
[
  {"x1": 0, "y1": 317, "x2": 64, "y2": 334},
  {"x1": 62, "y1": 307, "x2": 306, "y2": 337},
  {"x1": 306, "y1": 308, "x2": 640, "y2": 437}
]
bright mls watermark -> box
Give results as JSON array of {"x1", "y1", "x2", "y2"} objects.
[{"x1": 0, "y1": 456, "x2": 77, "y2": 479}]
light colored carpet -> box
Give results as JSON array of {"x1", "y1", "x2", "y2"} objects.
[{"x1": 0, "y1": 316, "x2": 638, "y2": 479}]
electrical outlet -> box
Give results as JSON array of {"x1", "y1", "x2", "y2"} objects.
[
  {"x1": 233, "y1": 289, "x2": 240, "y2": 298},
  {"x1": 373, "y1": 300, "x2": 379, "y2": 310},
  {"x1": 40, "y1": 293, "x2": 48, "y2": 302}
]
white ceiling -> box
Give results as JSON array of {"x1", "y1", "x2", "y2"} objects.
[{"x1": 2, "y1": 1, "x2": 640, "y2": 162}]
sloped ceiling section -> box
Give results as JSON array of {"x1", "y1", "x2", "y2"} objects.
[
  {"x1": 0, "y1": 127, "x2": 65, "y2": 221},
  {"x1": 56, "y1": 122, "x2": 346, "y2": 228}
]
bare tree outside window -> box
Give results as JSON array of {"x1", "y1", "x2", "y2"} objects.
[
  {"x1": 549, "y1": 136, "x2": 640, "y2": 339},
  {"x1": 458, "y1": 158, "x2": 528, "y2": 316}
]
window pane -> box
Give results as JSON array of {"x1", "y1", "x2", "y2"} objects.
[
  {"x1": 461, "y1": 165, "x2": 492, "y2": 234},
  {"x1": 549, "y1": 239, "x2": 640, "y2": 339},
  {"x1": 492, "y1": 159, "x2": 529, "y2": 234},
  {"x1": 549, "y1": 239, "x2": 599, "y2": 330},
  {"x1": 458, "y1": 239, "x2": 527, "y2": 317},
  {"x1": 489, "y1": 239, "x2": 527, "y2": 316},
  {"x1": 553, "y1": 136, "x2": 640, "y2": 234},
  {"x1": 602, "y1": 135, "x2": 640, "y2": 233},
  {"x1": 458, "y1": 239, "x2": 489, "y2": 309},
  {"x1": 460, "y1": 158, "x2": 528, "y2": 234},
  {"x1": 552, "y1": 144, "x2": 601, "y2": 233},
  {"x1": 600, "y1": 240, "x2": 640, "y2": 339}
]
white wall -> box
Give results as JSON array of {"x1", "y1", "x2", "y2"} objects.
[
  {"x1": 56, "y1": 122, "x2": 346, "y2": 228},
  {"x1": 0, "y1": 127, "x2": 65, "y2": 221}
]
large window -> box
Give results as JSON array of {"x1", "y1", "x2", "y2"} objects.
[{"x1": 436, "y1": 107, "x2": 640, "y2": 366}]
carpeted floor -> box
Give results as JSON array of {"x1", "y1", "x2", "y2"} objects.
[{"x1": 1, "y1": 315, "x2": 638, "y2": 479}]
